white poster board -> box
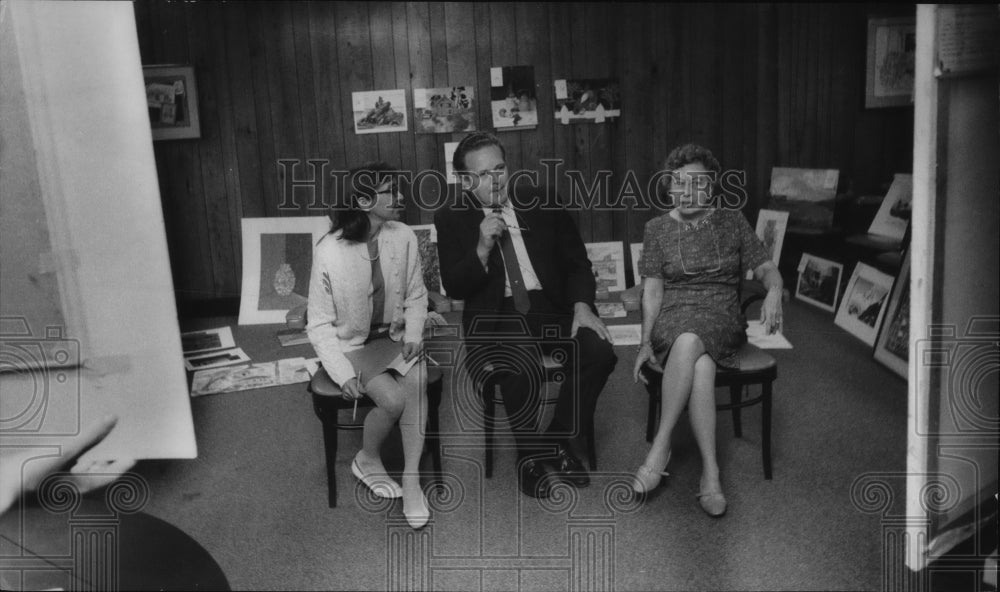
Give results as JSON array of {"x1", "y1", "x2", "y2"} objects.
[{"x1": 1, "y1": 1, "x2": 196, "y2": 459}]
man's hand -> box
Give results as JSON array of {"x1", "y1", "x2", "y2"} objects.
[
  {"x1": 477, "y1": 212, "x2": 507, "y2": 258},
  {"x1": 401, "y1": 340, "x2": 423, "y2": 362},
  {"x1": 571, "y1": 302, "x2": 613, "y2": 342},
  {"x1": 0, "y1": 415, "x2": 135, "y2": 516}
]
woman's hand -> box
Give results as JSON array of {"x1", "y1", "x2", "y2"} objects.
[
  {"x1": 761, "y1": 288, "x2": 783, "y2": 334},
  {"x1": 342, "y1": 377, "x2": 367, "y2": 400},
  {"x1": 633, "y1": 343, "x2": 662, "y2": 384},
  {"x1": 401, "y1": 341, "x2": 423, "y2": 362}
]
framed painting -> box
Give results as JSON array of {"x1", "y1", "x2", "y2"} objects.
[
  {"x1": 865, "y1": 17, "x2": 916, "y2": 108},
  {"x1": 238, "y1": 217, "x2": 330, "y2": 325},
  {"x1": 754, "y1": 209, "x2": 790, "y2": 266},
  {"x1": 585, "y1": 241, "x2": 626, "y2": 292},
  {"x1": 795, "y1": 253, "x2": 843, "y2": 313},
  {"x1": 143, "y1": 65, "x2": 201, "y2": 140},
  {"x1": 835, "y1": 262, "x2": 894, "y2": 346},
  {"x1": 410, "y1": 224, "x2": 444, "y2": 295},
  {"x1": 873, "y1": 249, "x2": 910, "y2": 378}
]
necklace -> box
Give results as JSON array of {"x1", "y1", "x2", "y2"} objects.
[{"x1": 359, "y1": 237, "x2": 380, "y2": 262}]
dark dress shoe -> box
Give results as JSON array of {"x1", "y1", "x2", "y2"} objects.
[
  {"x1": 518, "y1": 459, "x2": 557, "y2": 499},
  {"x1": 553, "y1": 446, "x2": 590, "y2": 488}
]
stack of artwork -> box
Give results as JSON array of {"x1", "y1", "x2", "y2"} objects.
[{"x1": 795, "y1": 250, "x2": 910, "y2": 378}]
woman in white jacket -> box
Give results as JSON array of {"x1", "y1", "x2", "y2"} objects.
[{"x1": 307, "y1": 162, "x2": 429, "y2": 528}]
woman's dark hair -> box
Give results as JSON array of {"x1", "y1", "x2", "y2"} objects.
[
  {"x1": 659, "y1": 143, "x2": 722, "y2": 205},
  {"x1": 330, "y1": 162, "x2": 397, "y2": 243},
  {"x1": 662, "y1": 143, "x2": 721, "y2": 175},
  {"x1": 452, "y1": 131, "x2": 506, "y2": 173}
]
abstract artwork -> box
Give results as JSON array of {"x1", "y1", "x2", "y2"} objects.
[{"x1": 238, "y1": 217, "x2": 330, "y2": 325}]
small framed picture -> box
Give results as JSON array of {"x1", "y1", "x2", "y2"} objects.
[
  {"x1": 865, "y1": 17, "x2": 916, "y2": 109},
  {"x1": 143, "y1": 65, "x2": 201, "y2": 140},
  {"x1": 585, "y1": 241, "x2": 627, "y2": 292},
  {"x1": 754, "y1": 209, "x2": 790, "y2": 266},
  {"x1": 873, "y1": 249, "x2": 910, "y2": 377},
  {"x1": 835, "y1": 262, "x2": 894, "y2": 346},
  {"x1": 352, "y1": 89, "x2": 408, "y2": 134},
  {"x1": 795, "y1": 253, "x2": 843, "y2": 313}
]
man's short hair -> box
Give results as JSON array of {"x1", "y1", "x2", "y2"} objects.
[{"x1": 452, "y1": 132, "x2": 506, "y2": 173}]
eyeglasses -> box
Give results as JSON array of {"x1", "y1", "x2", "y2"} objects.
[{"x1": 677, "y1": 221, "x2": 722, "y2": 275}]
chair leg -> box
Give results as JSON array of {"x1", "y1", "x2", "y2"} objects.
[
  {"x1": 587, "y1": 413, "x2": 597, "y2": 470},
  {"x1": 317, "y1": 405, "x2": 340, "y2": 508},
  {"x1": 645, "y1": 381, "x2": 659, "y2": 443},
  {"x1": 762, "y1": 380, "x2": 773, "y2": 480},
  {"x1": 426, "y1": 377, "x2": 444, "y2": 492},
  {"x1": 484, "y1": 384, "x2": 498, "y2": 478},
  {"x1": 729, "y1": 385, "x2": 743, "y2": 438}
]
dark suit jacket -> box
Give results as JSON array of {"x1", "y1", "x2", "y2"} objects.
[{"x1": 434, "y1": 186, "x2": 596, "y2": 333}]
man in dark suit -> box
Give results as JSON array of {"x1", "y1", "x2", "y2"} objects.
[{"x1": 434, "y1": 132, "x2": 617, "y2": 498}]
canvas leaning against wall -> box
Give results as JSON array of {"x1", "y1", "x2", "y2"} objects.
[{"x1": 238, "y1": 217, "x2": 330, "y2": 325}]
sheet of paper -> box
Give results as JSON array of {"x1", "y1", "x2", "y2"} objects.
[
  {"x1": 181, "y1": 326, "x2": 235, "y2": 355},
  {"x1": 190, "y1": 357, "x2": 311, "y2": 397},
  {"x1": 607, "y1": 324, "x2": 642, "y2": 346},
  {"x1": 596, "y1": 302, "x2": 627, "y2": 318},
  {"x1": 746, "y1": 321, "x2": 793, "y2": 349}
]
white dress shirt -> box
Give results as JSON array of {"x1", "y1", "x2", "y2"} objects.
[{"x1": 482, "y1": 202, "x2": 543, "y2": 296}]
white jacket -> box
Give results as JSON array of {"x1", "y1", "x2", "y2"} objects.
[{"x1": 306, "y1": 221, "x2": 428, "y2": 386}]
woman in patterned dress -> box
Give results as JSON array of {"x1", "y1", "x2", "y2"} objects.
[
  {"x1": 307, "y1": 163, "x2": 430, "y2": 528},
  {"x1": 631, "y1": 144, "x2": 783, "y2": 517}
]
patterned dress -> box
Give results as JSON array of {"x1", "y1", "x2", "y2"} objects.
[{"x1": 639, "y1": 208, "x2": 770, "y2": 367}]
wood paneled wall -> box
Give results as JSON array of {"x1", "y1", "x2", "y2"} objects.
[{"x1": 133, "y1": 1, "x2": 914, "y2": 303}]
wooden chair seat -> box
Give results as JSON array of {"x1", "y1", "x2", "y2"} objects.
[
  {"x1": 308, "y1": 366, "x2": 443, "y2": 507},
  {"x1": 642, "y1": 341, "x2": 776, "y2": 480}
]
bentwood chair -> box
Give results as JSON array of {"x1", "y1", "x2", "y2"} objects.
[{"x1": 641, "y1": 280, "x2": 777, "y2": 479}]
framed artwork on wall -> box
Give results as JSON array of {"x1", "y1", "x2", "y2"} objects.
[
  {"x1": 865, "y1": 17, "x2": 916, "y2": 108},
  {"x1": 143, "y1": 65, "x2": 201, "y2": 140}
]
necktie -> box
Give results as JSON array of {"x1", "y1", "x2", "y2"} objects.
[{"x1": 493, "y1": 206, "x2": 531, "y2": 314}]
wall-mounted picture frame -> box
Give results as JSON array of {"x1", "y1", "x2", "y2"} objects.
[
  {"x1": 835, "y1": 262, "x2": 894, "y2": 346},
  {"x1": 865, "y1": 17, "x2": 916, "y2": 108},
  {"x1": 795, "y1": 253, "x2": 843, "y2": 313},
  {"x1": 874, "y1": 249, "x2": 910, "y2": 378},
  {"x1": 238, "y1": 217, "x2": 330, "y2": 325},
  {"x1": 143, "y1": 65, "x2": 201, "y2": 140}
]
